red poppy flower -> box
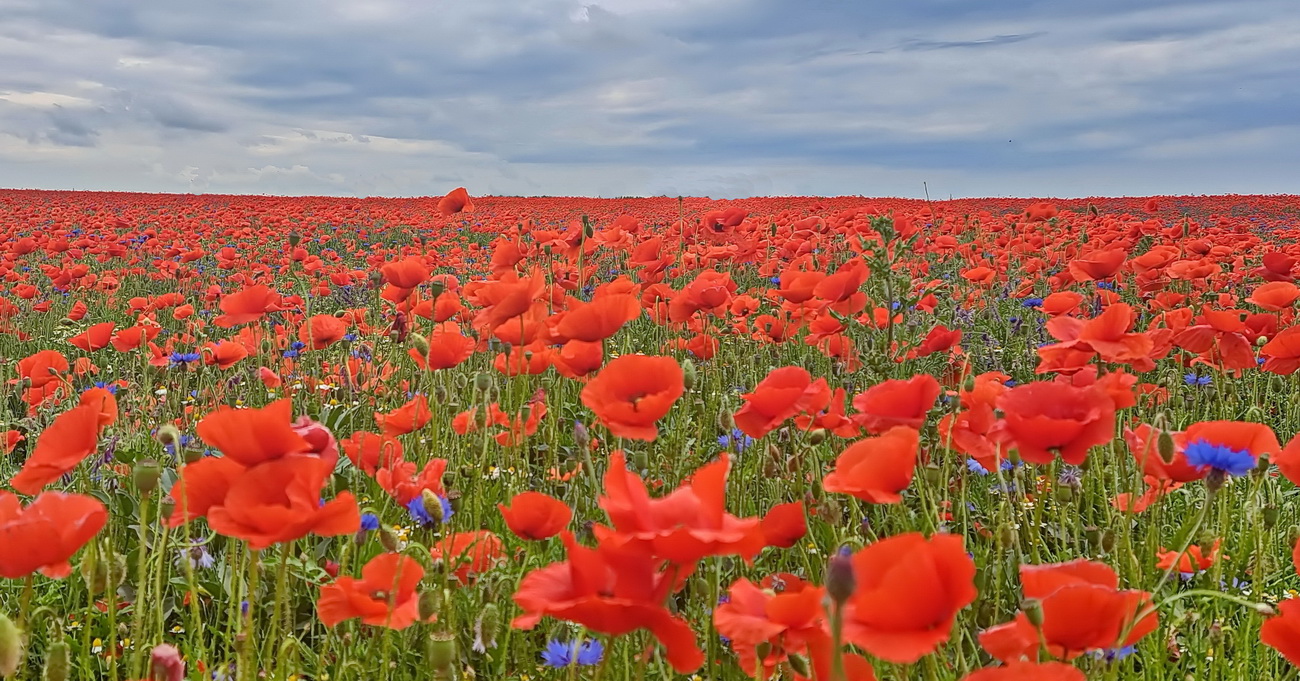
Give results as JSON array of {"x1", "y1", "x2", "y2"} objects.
[
  {"x1": 714, "y1": 576, "x2": 844, "y2": 679},
  {"x1": 10, "y1": 403, "x2": 102, "y2": 495},
  {"x1": 995, "y1": 382, "x2": 1116, "y2": 465},
  {"x1": 299, "y1": 314, "x2": 349, "y2": 350},
  {"x1": 759, "y1": 501, "x2": 808, "y2": 549},
  {"x1": 498, "y1": 491, "x2": 572, "y2": 541},
  {"x1": 214, "y1": 285, "x2": 282, "y2": 327},
  {"x1": 430, "y1": 530, "x2": 504, "y2": 584},
  {"x1": 437, "y1": 187, "x2": 474, "y2": 216},
  {"x1": 375, "y1": 395, "x2": 433, "y2": 437},
  {"x1": 556, "y1": 293, "x2": 641, "y2": 342},
  {"x1": 205, "y1": 456, "x2": 359, "y2": 550},
  {"x1": 375, "y1": 458, "x2": 448, "y2": 506},
  {"x1": 69, "y1": 322, "x2": 115, "y2": 352},
  {"x1": 851, "y1": 375, "x2": 940, "y2": 434},
  {"x1": 596, "y1": 451, "x2": 766, "y2": 564},
  {"x1": 962, "y1": 662, "x2": 1085, "y2": 681},
  {"x1": 1262, "y1": 598, "x2": 1300, "y2": 665},
  {"x1": 513, "y1": 532, "x2": 705, "y2": 673},
  {"x1": 0, "y1": 490, "x2": 107, "y2": 579},
  {"x1": 823, "y1": 426, "x2": 919, "y2": 504},
  {"x1": 841, "y1": 533, "x2": 977, "y2": 663},
  {"x1": 733, "y1": 367, "x2": 831, "y2": 439},
  {"x1": 340, "y1": 432, "x2": 404, "y2": 476},
  {"x1": 317, "y1": 553, "x2": 425, "y2": 630},
  {"x1": 580, "y1": 354, "x2": 683, "y2": 441},
  {"x1": 979, "y1": 559, "x2": 1157, "y2": 662}
]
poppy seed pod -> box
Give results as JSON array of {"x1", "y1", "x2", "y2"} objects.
[
  {"x1": 133, "y1": 459, "x2": 162, "y2": 493},
  {"x1": 473, "y1": 373, "x2": 491, "y2": 393},
  {"x1": 0, "y1": 612, "x2": 23, "y2": 677},
  {"x1": 428, "y1": 631, "x2": 457, "y2": 673},
  {"x1": 159, "y1": 497, "x2": 176, "y2": 519}
]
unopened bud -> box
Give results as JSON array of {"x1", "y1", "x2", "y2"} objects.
[
  {"x1": 681, "y1": 359, "x2": 696, "y2": 390},
  {"x1": 826, "y1": 548, "x2": 856, "y2": 604},
  {"x1": 409, "y1": 333, "x2": 430, "y2": 356},
  {"x1": 419, "y1": 590, "x2": 442, "y2": 621},
  {"x1": 42, "y1": 640, "x2": 70, "y2": 681},
  {"x1": 432, "y1": 386, "x2": 448, "y2": 404},
  {"x1": 787, "y1": 654, "x2": 811, "y2": 677},
  {"x1": 379, "y1": 527, "x2": 401, "y2": 552},
  {"x1": 1021, "y1": 599, "x2": 1044, "y2": 628},
  {"x1": 421, "y1": 490, "x2": 445, "y2": 524},
  {"x1": 288, "y1": 232, "x2": 302, "y2": 247},
  {"x1": 573, "y1": 421, "x2": 590, "y2": 449},
  {"x1": 0, "y1": 612, "x2": 24, "y2": 677},
  {"x1": 1263, "y1": 505, "x2": 1280, "y2": 529},
  {"x1": 1256, "y1": 603, "x2": 1278, "y2": 617},
  {"x1": 155, "y1": 425, "x2": 182, "y2": 448},
  {"x1": 808, "y1": 428, "x2": 827, "y2": 446},
  {"x1": 717, "y1": 409, "x2": 735, "y2": 433},
  {"x1": 476, "y1": 603, "x2": 500, "y2": 650},
  {"x1": 1157, "y1": 431, "x2": 1177, "y2": 465},
  {"x1": 1099, "y1": 529, "x2": 1117, "y2": 554}
]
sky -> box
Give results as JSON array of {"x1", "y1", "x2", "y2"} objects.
[{"x1": 0, "y1": 0, "x2": 1297, "y2": 199}]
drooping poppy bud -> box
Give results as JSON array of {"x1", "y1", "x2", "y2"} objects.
[
  {"x1": 42, "y1": 640, "x2": 70, "y2": 681},
  {"x1": 0, "y1": 612, "x2": 23, "y2": 677}
]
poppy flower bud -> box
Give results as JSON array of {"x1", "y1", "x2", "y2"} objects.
[
  {"x1": 133, "y1": 459, "x2": 162, "y2": 493},
  {"x1": 474, "y1": 604, "x2": 500, "y2": 651},
  {"x1": 149, "y1": 643, "x2": 185, "y2": 681},
  {"x1": 826, "y1": 548, "x2": 856, "y2": 604},
  {"x1": 1256, "y1": 603, "x2": 1278, "y2": 617},
  {"x1": 379, "y1": 527, "x2": 401, "y2": 552},
  {"x1": 0, "y1": 612, "x2": 24, "y2": 677},
  {"x1": 1099, "y1": 529, "x2": 1117, "y2": 554},
  {"x1": 1262, "y1": 504, "x2": 1279, "y2": 529},
  {"x1": 288, "y1": 232, "x2": 302, "y2": 247},
  {"x1": 155, "y1": 424, "x2": 182, "y2": 448},
  {"x1": 1021, "y1": 598, "x2": 1045, "y2": 628},
  {"x1": 808, "y1": 428, "x2": 827, "y2": 445},
  {"x1": 1054, "y1": 486, "x2": 1075, "y2": 503},
  {"x1": 409, "y1": 333, "x2": 429, "y2": 356},
  {"x1": 427, "y1": 631, "x2": 457, "y2": 673},
  {"x1": 421, "y1": 489, "x2": 445, "y2": 524},
  {"x1": 1254, "y1": 454, "x2": 1271, "y2": 478},
  {"x1": 922, "y1": 465, "x2": 943, "y2": 487},
  {"x1": 753, "y1": 641, "x2": 772, "y2": 662},
  {"x1": 42, "y1": 640, "x2": 70, "y2": 681},
  {"x1": 419, "y1": 590, "x2": 442, "y2": 621},
  {"x1": 631, "y1": 449, "x2": 649, "y2": 472},
  {"x1": 573, "y1": 421, "x2": 590, "y2": 449},
  {"x1": 1157, "y1": 431, "x2": 1177, "y2": 465},
  {"x1": 787, "y1": 653, "x2": 811, "y2": 677},
  {"x1": 428, "y1": 281, "x2": 445, "y2": 298},
  {"x1": 717, "y1": 408, "x2": 735, "y2": 432},
  {"x1": 681, "y1": 359, "x2": 696, "y2": 390},
  {"x1": 433, "y1": 386, "x2": 449, "y2": 404},
  {"x1": 996, "y1": 523, "x2": 1017, "y2": 549}
]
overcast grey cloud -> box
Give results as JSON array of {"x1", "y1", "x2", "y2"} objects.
[{"x1": 0, "y1": 0, "x2": 1296, "y2": 198}]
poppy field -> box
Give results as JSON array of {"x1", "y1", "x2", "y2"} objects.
[{"x1": 6, "y1": 188, "x2": 1300, "y2": 681}]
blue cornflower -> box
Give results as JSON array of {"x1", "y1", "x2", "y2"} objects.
[
  {"x1": 1091, "y1": 645, "x2": 1136, "y2": 662},
  {"x1": 965, "y1": 458, "x2": 990, "y2": 475},
  {"x1": 89, "y1": 381, "x2": 119, "y2": 395},
  {"x1": 1096, "y1": 281, "x2": 1116, "y2": 290},
  {"x1": 406, "y1": 495, "x2": 453, "y2": 527},
  {"x1": 169, "y1": 351, "x2": 201, "y2": 366},
  {"x1": 717, "y1": 427, "x2": 755, "y2": 453},
  {"x1": 1184, "y1": 373, "x2": 1212, "y2": 387},
  {"x1": 1021, "y1": 297, "x2": 1044, "y2": 308},
  {"x1": 360, "y1": 513, "x2": 381, "y2": 531},
  {"x1": 541, "y1": 639, "x2": 603, "y2": 668},
  {"x1": 1184, "y1": 439, "x2": 1255, "y2": 476}
]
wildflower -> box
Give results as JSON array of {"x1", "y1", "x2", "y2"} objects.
[
  {"x1": 1184, "y1": 440, "x2": 1257, "y2": 477},
  {"x1": 541, "y1": 639, "x2": 604, "y2": 668},
  {"x1": 406, "y1": 494, "x2": 452, "y2": 527}
]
